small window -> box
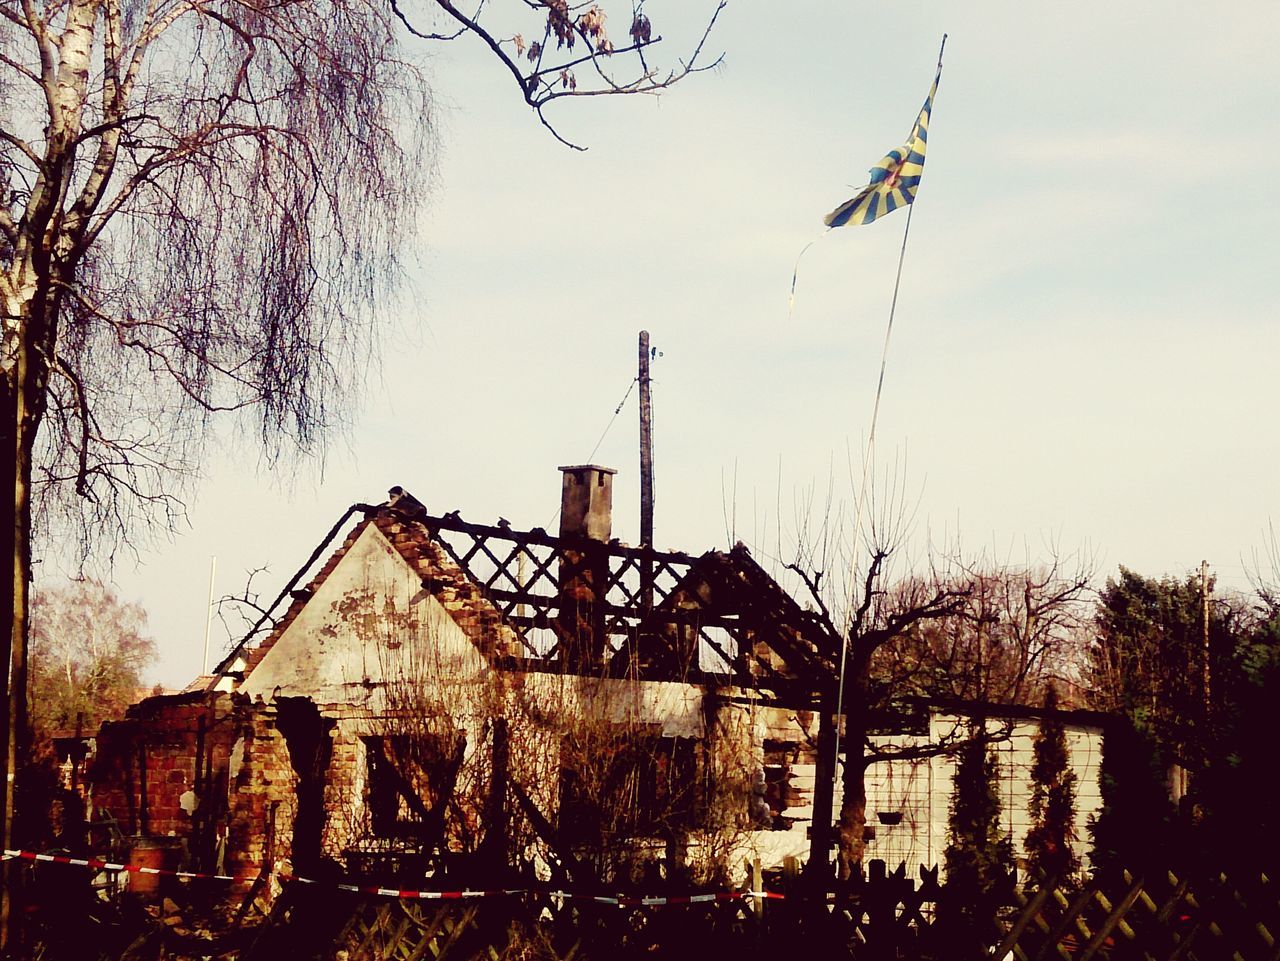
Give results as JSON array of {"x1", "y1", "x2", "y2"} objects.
[{"x1": 364, "y1": 733, "x2": 464, "y2": 839}]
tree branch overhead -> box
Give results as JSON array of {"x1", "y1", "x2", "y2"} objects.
[{"x1": 404, "y1": 0, "x2": 727, "y2": 148}]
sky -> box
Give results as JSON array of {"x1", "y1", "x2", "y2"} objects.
[{"x1": 55, "y1": 1, "x2": 1280, "y2": 687}]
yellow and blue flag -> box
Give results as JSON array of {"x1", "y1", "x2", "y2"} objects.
[{"x1": 824, "y1": 50, "x2": 943, "y2": 228}]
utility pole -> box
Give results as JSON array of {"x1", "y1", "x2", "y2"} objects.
[
  {"x1": 638, "y1": 331, "x2": 655, "y2": 610},
  {"x1": 1201, "y1": 559, "x2": 1211, "y2": 716},
  {"x1": 638, "y1": 331, "x2": 654, "y2": 548}
]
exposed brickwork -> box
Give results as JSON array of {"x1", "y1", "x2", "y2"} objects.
[
  {"x1": 94, "y1": 692, "x2": 230, "y2": 842},
  {"x1": 224, "y1": 705, "x2": 297, "y2": 878},
  {"x1": 90, "y1": 691, "x2": 301, "y2": 885},
  {"x1": 320, "y1": 722, "x2": 366, "y2": 860}
]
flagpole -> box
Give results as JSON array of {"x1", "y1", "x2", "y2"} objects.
[
  {"x1": 828, "y1": 194, "x2": 918, "y2": 860},
  {"x1": 809, "y1": 32, "x2": 944, "y2": 876}
]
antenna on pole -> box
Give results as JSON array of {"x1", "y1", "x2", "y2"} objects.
[
  {"x1": 639, "y1": 331, "x2": 655, "y2": 611},
  {"x1": 202, "y1": 555, "x2": 217, "y2": 675}
]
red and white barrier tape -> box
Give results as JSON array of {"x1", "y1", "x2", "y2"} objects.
[
  {"x1": 4, "y1": 849, "x2": 252, "y2": 883},
  {"x1": 285, "y1": 876, "x2": 528, "y2": 900},
  {"x1": 3, "y1": 849, "x2": 786, "y2": 905},
  {"x1": 288, "y1": 885, "x2": 784, "y2": 905},
  {"x1": 550, "y1": 891, "x2": 785, "y2": 906}
]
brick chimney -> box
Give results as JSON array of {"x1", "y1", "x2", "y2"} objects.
[
  {"x1": 557, "y1": 465, "x2": 615, "y2": 671},
  {"x1": 558, "y1": 465, "x2": 615, "y2": 542}
]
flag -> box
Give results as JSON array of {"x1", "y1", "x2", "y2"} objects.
[{"x1": 823, "y1": 53, "x2": 943, "y2": 229}]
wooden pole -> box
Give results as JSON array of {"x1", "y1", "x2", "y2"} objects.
[
  {"x1": 750, "y1": 856, "x2": 764, "y2": 918},
  {"x1": 639, "y1": 331, "x2": 654, "y2": 549},
  {"x1": 805, "y1": 693, "x2": 837, "y2": 886},
  {"x1": 639, "y1": 331, "x2": 655, "y2": 613},
  {"x1": 1201, "y1": 559, "x2": 1211, "y2": 717}
]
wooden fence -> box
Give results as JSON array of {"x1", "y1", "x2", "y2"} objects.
[
  {"x1": 997, "y1": 867, "x2": 1280, "y2": 961},
  {"x1": 240, "y1": 863, "x2": 948, "y2": 961},
  {"x1": 15, "y1": 857, "x2": 1278, "y2": 960},
  {"x1": 234, "y1": 862, "x2": 1280, "y2": 961}
]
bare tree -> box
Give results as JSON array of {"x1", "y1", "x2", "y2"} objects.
[
  {"x1": 785, "y1": 477, "x2": 1092, "y2": 881},
  {"x1": 792, "y1": 545, "x2": 969, "y2": 880},
  {"x1": 0, "y1": 0, "x2": 433, "y2": 907},
  {"x1": 873, "y1": 553, "x2": 1095, "y2": 706},
  {"x1": 216, "y1": 566, "x2": 279, "y2": 651},
  {"x1": 781, "y1": 476, "x2": 967, "y2": 880}
]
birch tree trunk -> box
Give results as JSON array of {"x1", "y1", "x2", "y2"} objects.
[{"x1": 0, "y1": 305, "x2": 39, "y2": 943}]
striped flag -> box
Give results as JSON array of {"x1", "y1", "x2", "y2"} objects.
[{"x1": 824, "y1": 54, "x2": 943, "y2": 228}]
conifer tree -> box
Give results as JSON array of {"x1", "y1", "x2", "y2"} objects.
[
  {"x1": 1087, "y1": 717, "x2": 1174, "y2": 879},
  {"x1": 1024, "y1": 687, "x2": 1080, "y2": 883},
  {"x1": 940, "y1": 723, "x2": 1013, "y2": 950}
]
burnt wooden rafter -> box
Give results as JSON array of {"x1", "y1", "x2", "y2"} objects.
[
  {"x1": 656, "y1": 548, "x2": 836, "y2": 689},
  {"x1": 415, "y1": 510, "x2": 825, "y2": 694}
]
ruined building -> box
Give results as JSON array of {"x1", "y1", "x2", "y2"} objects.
[{"x1": 87, "y1": 467, "x2": 1105, "y2": 889}]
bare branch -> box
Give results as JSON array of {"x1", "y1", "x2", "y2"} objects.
[
  {"x1": 390, "y1": 0, "x2": 467, "y2": 40},
  {"x1": 418, "y1": 0, "x2": 726, "y2": 145},
  {"x1": 216, "y1": 566, "x2": 278, "y2": 647},
  {"x1": 44, "y1": 352, "x2": 95, "y2": 499}
]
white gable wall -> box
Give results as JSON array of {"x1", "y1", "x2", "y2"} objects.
[{"x1": 241, "y1": 524, "x2": 490, "y2": 709}]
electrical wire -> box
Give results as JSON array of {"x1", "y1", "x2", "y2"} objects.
[
  {"x1": 544, "y1": 377, "x2": 639, "y2": 531},
  {"x1": 585, "y1": 377, "x2": 637, "y2": 465}
]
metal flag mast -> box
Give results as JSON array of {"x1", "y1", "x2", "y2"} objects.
[
  {"x1": 828, "y1": 202, "x2": 915, "y2": 796},
  {"x1": 825, "y1": 33, "x2": 947, "y2": 864}
]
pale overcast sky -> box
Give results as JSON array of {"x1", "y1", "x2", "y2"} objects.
[{"x1": 57, "y1": 1, "x2": 1280, "y2": 686}]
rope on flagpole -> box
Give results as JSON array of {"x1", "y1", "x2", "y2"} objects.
[{"x1": 829, "y1": 198, "x2": 917, "y2": 826}]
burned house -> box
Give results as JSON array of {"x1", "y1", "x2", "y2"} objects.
[
  {"x1": 89, "y1": 467, "x2": 839, "y2": 886},
  {"x1": 88, "y1": 466, "x2": 1105, "y2": 889}
]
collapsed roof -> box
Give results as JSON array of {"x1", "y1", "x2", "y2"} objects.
[{"x1": 210, "y1": 470, "x2": 834, "y2": 706}]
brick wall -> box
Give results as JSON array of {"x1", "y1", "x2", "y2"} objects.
[{"x1": 90, "y1": 691, "x2": 301, "y2": 883}]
